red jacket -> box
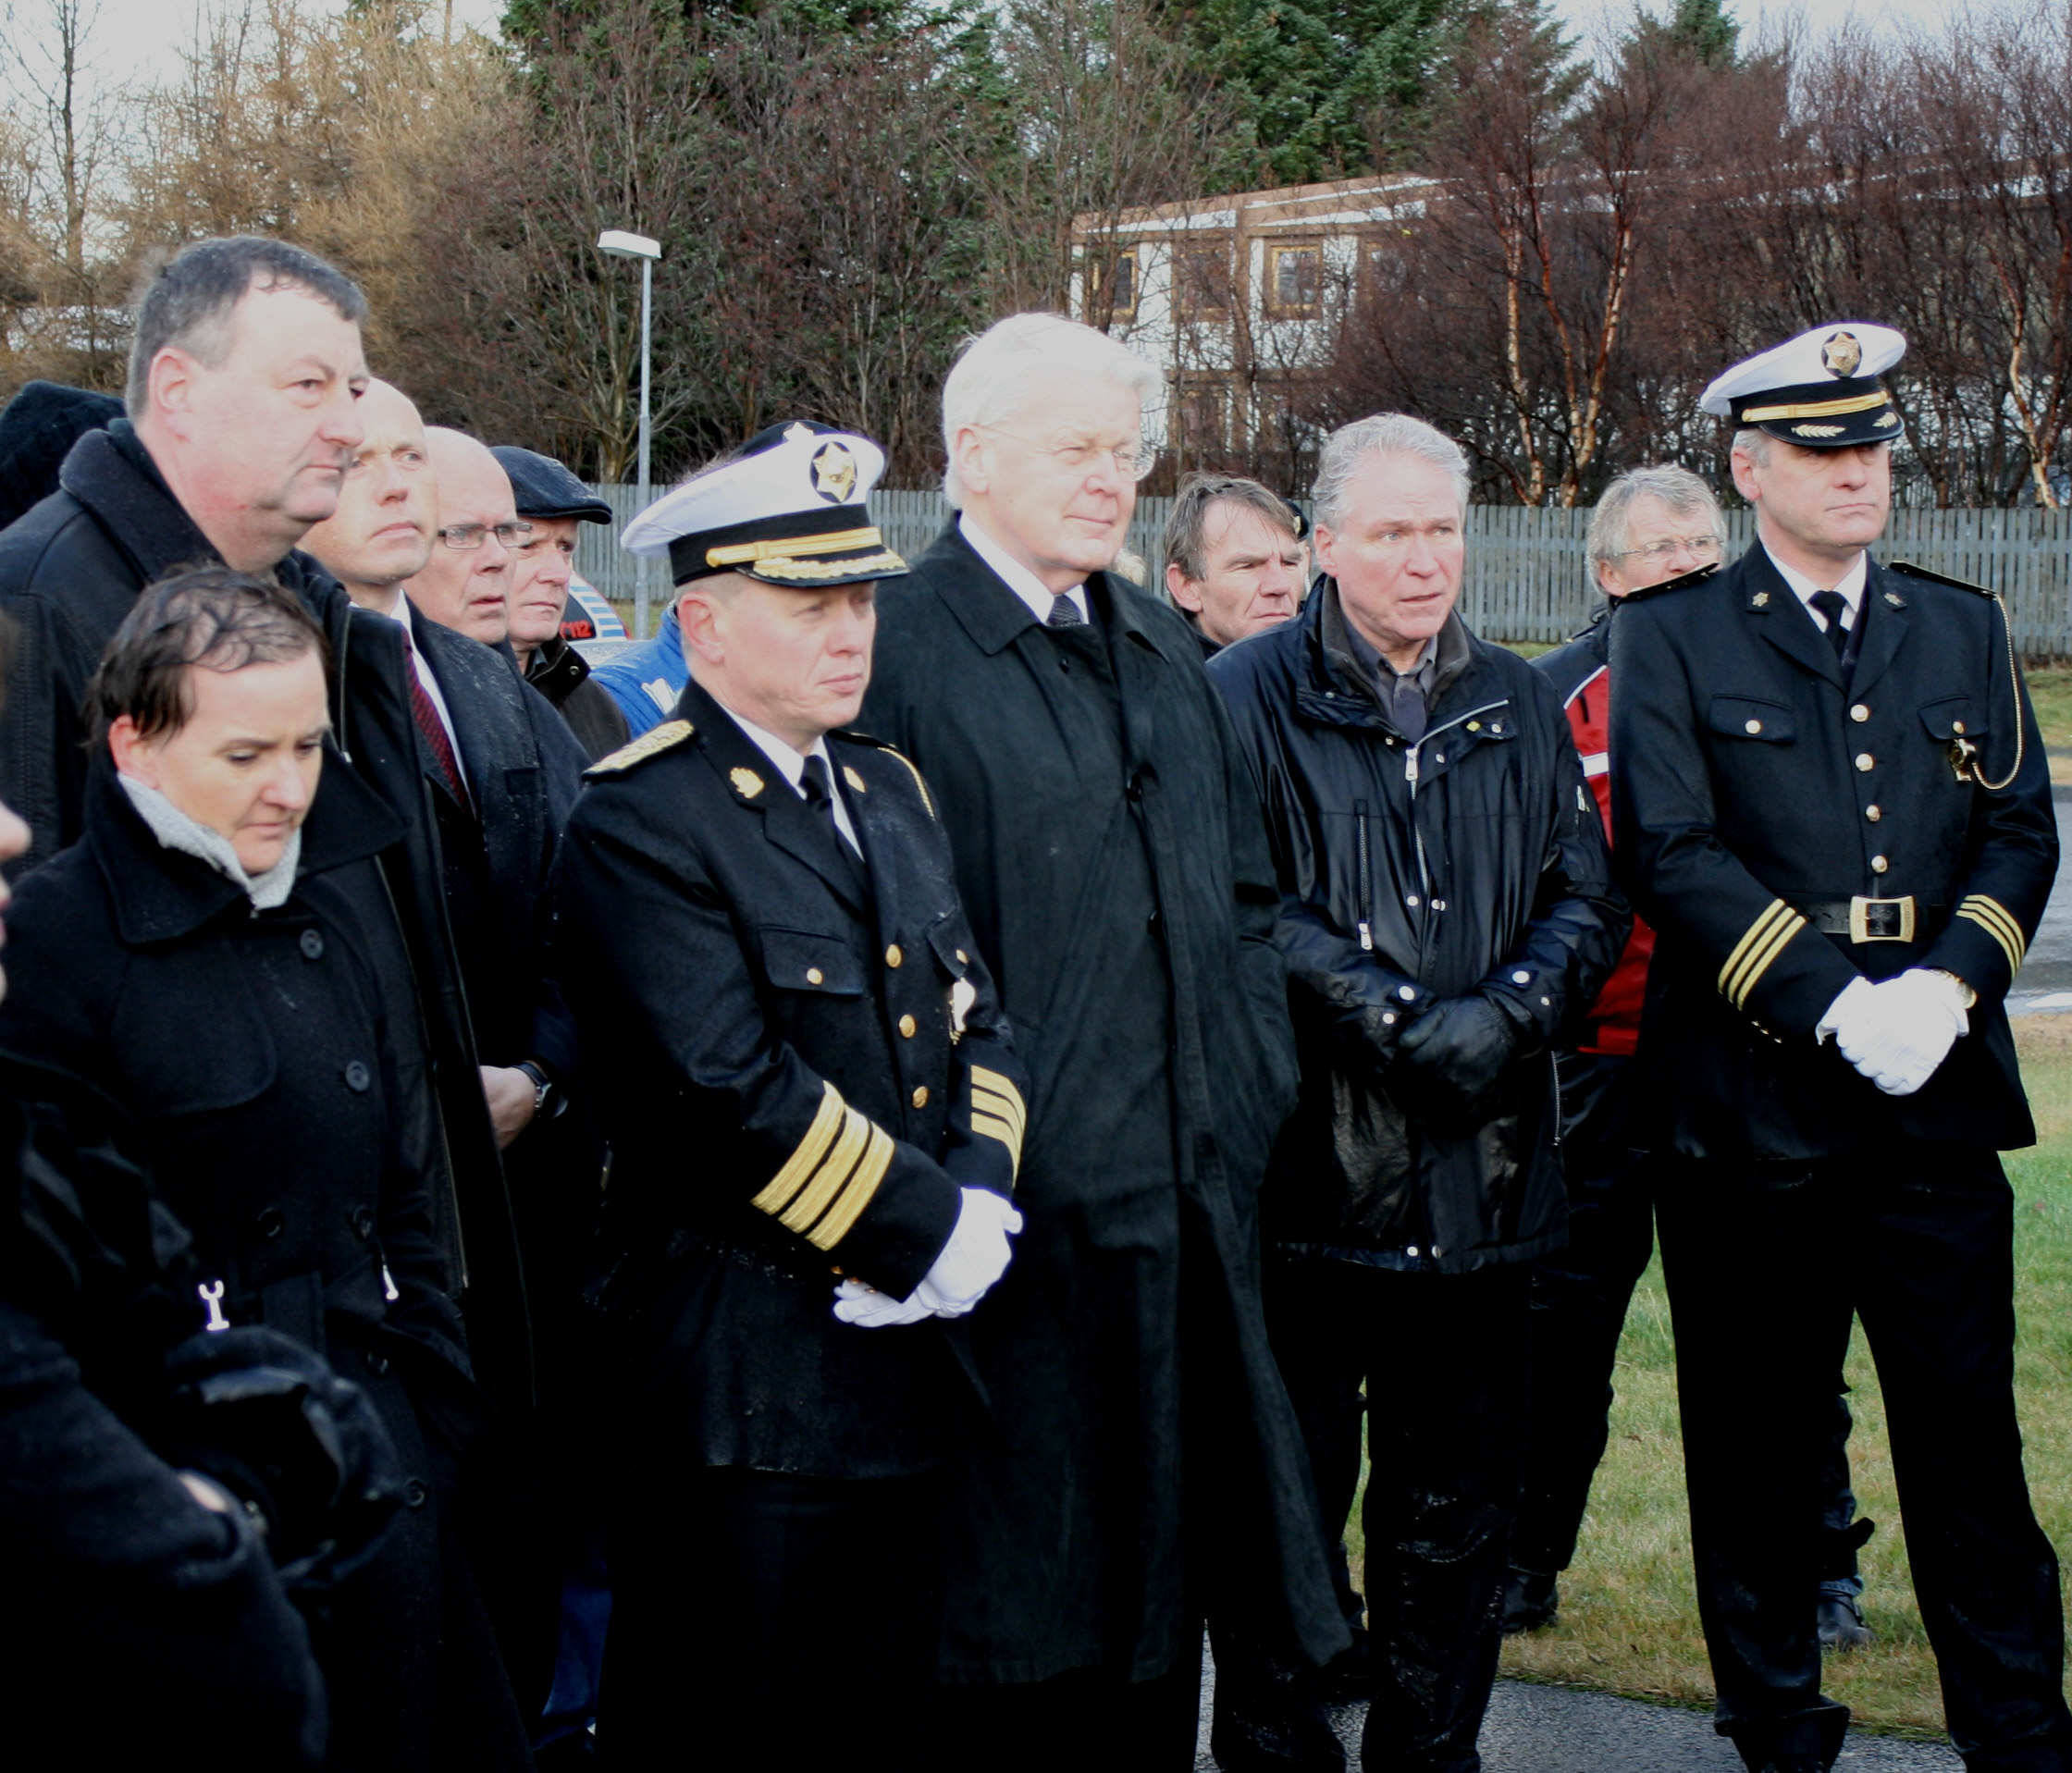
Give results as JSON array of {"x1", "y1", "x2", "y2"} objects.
[{"x1": 1533, "y1": 615, "x2": 1655, "y2": 1055}]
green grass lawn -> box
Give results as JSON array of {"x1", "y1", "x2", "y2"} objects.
[
  {"x1": 1346, "y1": 1016, "x2": 2072, "y2": 1736},
  {"x1": 2027, "y1": 665, "x2": 2072, "y2": 751}
]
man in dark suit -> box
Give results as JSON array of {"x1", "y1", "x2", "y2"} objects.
[
  {"x1": 861, "y1": 314, "x2": 1345, "y2": 1771},
  {"x1": 304, "y1": 399, "x2": 590, "y2": 1727},
  {"x1": 553, "y1": 420, "x2": 1028, "y2": 1769},
  {"x1": 1611, "y1": 324, "x2": 2070, "y2": 1773}
]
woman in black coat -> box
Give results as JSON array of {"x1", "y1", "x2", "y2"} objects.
[{"x1": 0, "y1": 568, "x2": 531, "y2": 1772}]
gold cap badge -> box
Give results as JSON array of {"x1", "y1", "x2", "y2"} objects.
[
  {"x1": 1820, "y1": 330, "x2": 1862, "y2": 377},
  {"x1": 810, "y1": 442, "x2": 857, "y2": 504}
]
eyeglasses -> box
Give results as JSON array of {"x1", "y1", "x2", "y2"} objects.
[
  {"x1": 1610, "y1": 534, "x2": 1724, "y2": 564},
  {"x1": 981, "y1": 426, "x2": 1159, "y2": 483},
  {"x1": 436, "y1": 521, "x2": 533, "y2": 551}
]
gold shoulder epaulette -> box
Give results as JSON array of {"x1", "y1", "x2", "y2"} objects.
[
  {"x1": 585, "y1": 719, "x2": 695, "y2": 778},
  {"x1": 1888, "y1": 560, "x2": 1992, "y2": 597},
  {"x1": 1622, "y1": 562, "x2": 1720, "y2": 604}
]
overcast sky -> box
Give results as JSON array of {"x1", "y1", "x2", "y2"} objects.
[{"x1": 56, "y1": 0, "x2": 1965, "y2": 98}]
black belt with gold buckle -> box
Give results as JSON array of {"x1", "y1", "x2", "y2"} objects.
[{"x1": 1796, "y1": 895, "x2": 1918, "y2": 942}]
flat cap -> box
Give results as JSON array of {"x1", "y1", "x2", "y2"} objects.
[
  {"x1": 620, "y1": 421, "x2": 906, "y2": 590},
  {"x1": 489, "y1": 445, "x2": 613, "y2": 523},
  {"x1": 1701, "y1": 323, "x2": 1907, "y2": 449}
]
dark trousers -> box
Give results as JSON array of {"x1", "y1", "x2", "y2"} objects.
[
  {"x1": 1517, "y1": 1053, "x2": 1865, "y2": 1594},
  {"x1": 1657, "y1": 1141, "x2": 2072, "y2": 1773},
  {"x1": 1266, "y1": 1255, "x2": 1532, "y2": 1773},
  {"x1": 598, "y1": 1461, "x2": 947, "y2": 1771},
  {"x1": 934, "y1": 1650, "x2": 1204, "y2": 1772}
]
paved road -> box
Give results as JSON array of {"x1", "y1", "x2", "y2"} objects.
[
  {"x1": 1192, "y1": 1664, "x2": 1964, "y2": 1771},
  {"x1": 2007, "y1": 787, "x2": 2072, "y2": 1006}
]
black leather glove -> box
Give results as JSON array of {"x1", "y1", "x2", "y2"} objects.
[
  {"x1": 1388, "y1": 993, "x2": 1529, "y2": 1133},
  {"x1": 153, "y1": 1326, "x2": 405, "y2": 1594}
]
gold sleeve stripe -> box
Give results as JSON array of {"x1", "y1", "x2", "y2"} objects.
[
  {"x1": 970, "y1": 1067, "x2": 1025, "y2": 1127},
  {"x1": 779, "y1": 1107, "x2": 872, "y2": 1235},
  {"x1": 971, "y1": 1085, "x2": 1025, "y2": 1140},
  {"x1": 1958, "y1": 895, "x2": 2026, "y2": 973},
  {"x1": 749, "y1": 1082, "x2": 845, "y2": 1216},
  {"x1": 807, "y1": 1125, "x2": 895, "y2": 1250},
  {"x1": 1718, "y1": 900, "x2": 1804, "y2": 1009},
  {"x1": 971, "y1": 1111, "x2": 1023, "y2": 1179},
  {"x1": 879, "y1": 747, "x2": 936, "y2": 819}
]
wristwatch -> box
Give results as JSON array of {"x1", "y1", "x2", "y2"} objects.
[{"x1": 515, "y1": 1060, "x2": 561, "y2": 1121}]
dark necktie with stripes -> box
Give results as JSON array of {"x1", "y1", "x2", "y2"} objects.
[
  {"x1": 401, "y1": 625, "x2": 470, "y2": 813},
  {"x1": 1047, "y1": 592, "x2": 1084, "y2": 628}
]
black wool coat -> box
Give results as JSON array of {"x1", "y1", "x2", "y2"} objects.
[
  {"x1": 1610, "y1": 547, "x2": 2059, "y2": 1159},
  {"x1": 0, "y1": 422, "x2": 534, "y2": 1407},
  {"x1": 552, "y1": 674, "x2": 1028, "y2": 1478},
  {"x1": 0, "y1": 757, "x2": 532, "y2": 1772},
  {"x1": 861, "y1": 522, "x2": 1344, "y2": 1682},
  {"x1": 526, "y1": 634, "x2": 631, "y2": 763},
  {"x1": 0, "y1": 1053, "x2": 327, "y2": 1767},
  {"x1": 1206, "y1": 587, "x2": 1628, "y2": 1269}
]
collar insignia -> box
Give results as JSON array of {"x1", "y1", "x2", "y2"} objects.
[
  {"x1": 842, "y1": 765, "x2": 867, "y2": 793},
  {"x1": 1751, "y1": 591, "x2": 1770, "y2": 607},
  {"x1": 731, "y1": 766, "x2": 765, "y2": 798}
]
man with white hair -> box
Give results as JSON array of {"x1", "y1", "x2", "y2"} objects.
[
  {"x1": 862, "y1": 314, "x2": 1346, "y2": 1768},
  {"x1": 1206, "y1": 412, "x2": 1628, "y2": 1773}
]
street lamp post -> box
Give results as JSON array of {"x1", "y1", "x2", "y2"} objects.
[{"x1": 598, "y1": 228, "x2": 662, "y2": 638}]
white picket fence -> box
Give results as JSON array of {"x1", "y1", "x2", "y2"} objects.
[{"x1": 575, "y1": 486, "x2": 2072, "y2": 655}]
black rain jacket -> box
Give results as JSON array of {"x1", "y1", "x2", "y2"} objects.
[{"x1": 1207, "y1": 584, "x2": 1629, "y2": 1271}]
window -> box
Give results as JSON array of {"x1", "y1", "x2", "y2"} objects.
[
  {"x1": 1269, "y1": 244, "x2": 1323, "y2": 314},
  {"x1": 1176, "y1": 246, "x2": 1231, "y2": 314},
  {"x1": 1090, "y1": 249, "x2": 1138, "y2": 320}
]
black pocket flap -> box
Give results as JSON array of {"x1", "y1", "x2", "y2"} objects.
[
  {"x1": 758, "y1": 927, "x2": 866, "y2": 995},
  {"x1": 1708, "y1": 695, "x2": 1794, "y2": 742},
  {"x1": 925, "y1": 909, "x2": 978, "y2": 979},
  {"x1": 1917, "y1": 696, "x2": 1987, "y2": 742}
]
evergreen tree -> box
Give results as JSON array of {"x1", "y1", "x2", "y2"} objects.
[{"x1": 1623, "y1": 0, "x2": 1741, "y2": 70}]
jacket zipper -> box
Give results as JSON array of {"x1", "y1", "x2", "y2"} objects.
[
  {"x1": 1354, "y1": 800, "x2": 1374, "y2": 950},
  {"x1": 1402, "y1": 699, "x2": 1511, "y2": 909}
]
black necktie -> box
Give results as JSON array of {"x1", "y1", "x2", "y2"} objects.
[
  {"x1": 1047, "y1": 592, "x2": 1084, "y2": 628},
  {"x1": 800, "y1": 755, "x2": 861, "y2": 860},
  {"x1": 1809, "y1": 589, "x2": 1851, "y2": 661}
]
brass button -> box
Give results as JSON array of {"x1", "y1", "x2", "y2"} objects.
[
  {"x1": 1855, "y1": 753, "x2": 1874, "y2": 772},
  {"x1": 1850, "y1": 704, "x2": 1869, "y2": 722},
  {"x1": 1953, "y1": 720, "x2": 1967, "y2": 734},
  {"x1": 1870, "y1": 856, "x2": 1889, "y2": 874},
  {"x1": 1866, "y1": 805, "x2": 1881, "y2": 821},
  {"x1": 898, "y1": 1015, "x2": 917, "y2": 1038},
  {"x1": 911, "y1": 1085, "x2": 930, "y2": 1109},
  {"x1": 1745, "y1": 719, "x2": 1762, "y2": 734},
  {"x1": 806, "y1": 967, "x2": 824, "y2": 985},
  {"x1": 884, "y1": 945, "x2": 902, "y2": 968}
]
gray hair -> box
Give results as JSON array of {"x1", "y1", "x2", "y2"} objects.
[
  {"x1": 1731, "y1": 426, "x2": 1772, "y2": 466},
  {"x1": 127, "y1": 236, "x2": 367, "y2": 417},
  {"x1": 1163, "y1": 473, "x2": 1300, "y2": 585},
  {"x1": 1312, "y1": 412, "x2": 1470, "y2": 532},
  {"x1": 940, "y1": 313, "x2": 1162, "y2": 508},
  {"x1": 1585, "y1": 464, "x2": 1723, "y2": 567}
]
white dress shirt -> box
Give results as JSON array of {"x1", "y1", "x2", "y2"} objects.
[
  {"x1": 722, "y1": 707, "x2": 862, "y2": 856},
  {"x1": 959, "y1": 512, "x2": 1091, "y2": 626},
  {"x1": 371, "y1": 588, "x2": 468, "y2": 789},
  {"x1": 1762, "y1": 543, "x2": 1868, "y2": 635}
]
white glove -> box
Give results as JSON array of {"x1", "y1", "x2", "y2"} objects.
[
  {"x1": 832, "y1": 1188, "x2": 1024, "y2": 1328},
  {"x1": 1817, "y1": 968, "x2": 1970, "y2": 1097}
]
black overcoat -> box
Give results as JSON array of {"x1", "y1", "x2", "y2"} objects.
[
  {"x1": 553, "y1": 674, "x2": 1028, "y2": 1477},
  {"x1": 0, "y1": 757, "x2": 532, "y2": 1772},
  {"x1": 1609, "y1": 547, "x2": 2058, "y2": 1158},
  {"x1": 0, "y1": 421, "x2": 534, "y2": 1407},
  {"x1": 0, "y1": 1053, "x2": 327, "y2": 1767},
  {"x1": 861, "y1": 523, "x2": 1344, "y2": 1682},
  {"x1": 525, "y1": 634, "x2": 631, "y2": 763}
]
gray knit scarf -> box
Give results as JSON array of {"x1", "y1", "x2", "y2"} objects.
[{"x1": 118, "y1": 774, "x2": 302, "y2": 911}]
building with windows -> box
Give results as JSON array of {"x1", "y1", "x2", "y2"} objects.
[{"x1": 1071, "y1": 171, "x2": 1438, "y2": 482}]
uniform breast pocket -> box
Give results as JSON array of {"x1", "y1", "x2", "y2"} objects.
[
  {"x1": 1917, "y1": 695, "x2": 1986, "y2": 744},
  {"x1": 758, "y1": 926, "x2": 867, "y2": 996},
  {"x1": 1708, "y1": 695, "x2": 1795, "y2": 744},
  {"x1": 923, "y1": 909, "x2": 979, "y2": 980}
]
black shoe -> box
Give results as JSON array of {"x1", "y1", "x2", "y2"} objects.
[
  {"x1": 1501, "y1": 1567, "x2": 1559, "y2": 1634},
  {"x1": 1211, "y1": 1644, "x2": 1347, "y2": 1772},
  {"x1": 1315, "y1": 1626, "x2": 1369, "y2": 1705},
  {"x1": 1817, "y1": 1591, "x2": 1871, "y2": 1652},
  {"x1": 1757, "y1": 1759, "x2": 1825, "y2": 1773}
]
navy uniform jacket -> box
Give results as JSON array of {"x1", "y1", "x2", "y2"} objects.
[
  {"x1": 1608, "y1": 545, "x2": 2057, "y2": 1159},
  {"x1": 551, "y1": 673, "x2": 1026, "y2": 1479}
]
